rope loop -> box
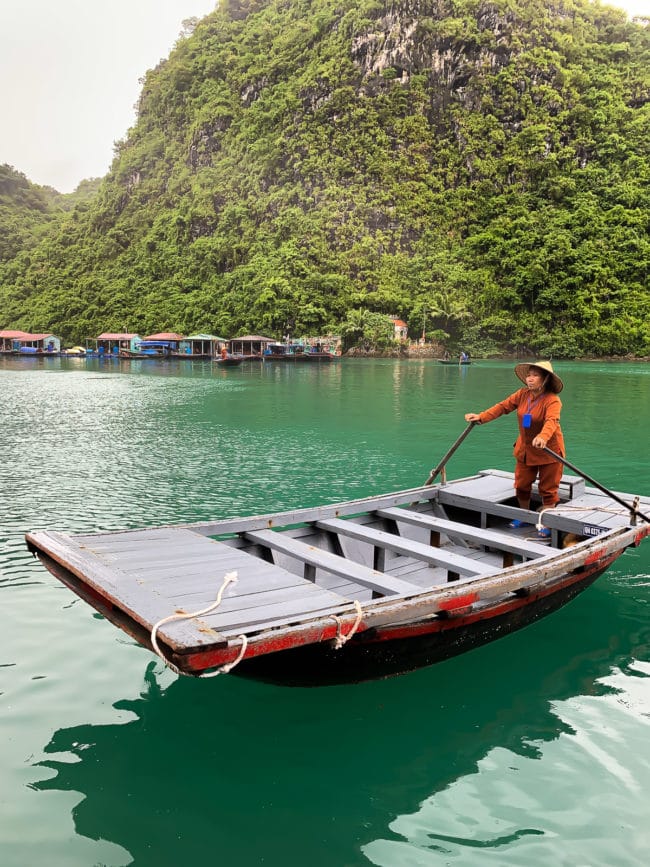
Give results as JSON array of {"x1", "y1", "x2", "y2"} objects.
[
  {"x1": 150, "y1": 571, "x2": 249, "y2": 678},
  {"x1": 329, "y1": 600, "x2": 364, "y2": 650}
]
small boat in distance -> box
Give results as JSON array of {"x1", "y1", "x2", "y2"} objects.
[
  {"x1": 216, "y1": 354, "x2": 244, "y2": 367},
  {"x1": 439, "y1": 359, "x2": 472, "y2": 365},
  {"x1": 26, "y1": 466, "x2": 650, "y2": 686}
]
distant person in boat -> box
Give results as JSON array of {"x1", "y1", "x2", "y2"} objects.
[
  {"x1": 221, "y1": 347, "x2": 228, "y2": 359},
  {"x1": 443, "y1": 350, "x2": 451, "y2": 360},
  {"x1": 460, "y1": 351, "x2": 469, "y2": 362},
  {"x1": 464, "y1": 361, "x2": 565, "y2": 532}
]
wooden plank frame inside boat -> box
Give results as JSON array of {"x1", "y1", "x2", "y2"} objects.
[{"x1": 25, "y1": 470, "x2": 650, "y2": 685}]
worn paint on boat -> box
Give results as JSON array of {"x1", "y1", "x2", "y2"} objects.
[{"x1": 25, "y1": 469, "x2": 650, "y2": 685}]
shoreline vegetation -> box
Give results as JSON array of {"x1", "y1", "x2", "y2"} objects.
[{"x1": 347, "y1": 344, "x2": 650, "y2": 362}]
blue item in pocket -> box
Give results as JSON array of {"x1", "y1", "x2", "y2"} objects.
[{"x1": 522, "y1": 413, "x2": 532, "y2": 428}]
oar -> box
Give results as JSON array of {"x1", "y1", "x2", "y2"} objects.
[
  {"x1": 543, "y1": 446, "x2": 650, "y2": 524},
  {"x1": 424, "y1": 422, "x2": 476, "y2": 486}
]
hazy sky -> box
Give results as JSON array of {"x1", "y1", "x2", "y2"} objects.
[{"x1": 1, "y1": 0, "x2": 648, "y2": 193}]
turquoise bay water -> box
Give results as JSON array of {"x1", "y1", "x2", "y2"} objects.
[{"x1": 1, "y1": 356, "x2": 649, "y2": 866}]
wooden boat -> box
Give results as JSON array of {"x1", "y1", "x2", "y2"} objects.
[
  {"x1": 119, "y1": 347, "x2": 170, "y2": 359},
  {"x1": 439, "y1": 359, "x2": 472, "y2": 365},
  {"x1": 216, "y1": 355, "x2": 245, "y2": 367},
  {"x1": 25, "y1": 467, "x2": 650, "y2": 686}
]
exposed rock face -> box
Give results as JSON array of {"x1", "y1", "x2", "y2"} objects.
[{"x1": 351, "y1": 1, "x2": 515, "y2": 95}]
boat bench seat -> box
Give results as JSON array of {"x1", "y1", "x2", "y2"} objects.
[
  {"x1": 375, "y1": 507, "x2": 551, "y2": 561},
  {"x1": 436, "y1": 489, "x2": 541, "y2": 530},
  {"x1": 479, "y1": 469, "x2": 586, "y2": 500},
  {"x1": 315, "y1": 517, "x2": 495, "y2": 579},
  {"x1": 245, "y1": 528, "x2": 422, "y2": 597}
]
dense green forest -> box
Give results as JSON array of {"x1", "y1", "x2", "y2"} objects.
[
  {"x1": 0, "y1": 165, "x2": 100, "y2": 263},
  {"x1": 0, "y1": 0, "x2": 648, "y2": 356}
]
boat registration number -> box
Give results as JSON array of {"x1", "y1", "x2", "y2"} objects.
[{"x1": 583, "y1": 524, "x2": 606, "y2": 537}]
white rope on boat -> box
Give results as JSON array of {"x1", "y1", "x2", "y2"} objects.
[
  {"x1": 198, "y1": 633, "x2": 248, "y2": 679},
  {"x1": 535, "y1": 503, "x2": 634, "y2": 532},
  {"x1": 150, "y1": 570, "x2": 248, "y2": 678},
  {"x1": 329, "y1": 600, "x2": 364, "y2": 649},
  {"x1": 536, "y1": 506, "x2": 555, "y2": 533},
  {"x1": 518, "y1": 503, "x2": 636, "y2": 542}
]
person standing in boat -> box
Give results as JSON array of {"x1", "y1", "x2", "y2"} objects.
[{"x1": 464, "y1": 361, "x2": 565, "y2": 532}]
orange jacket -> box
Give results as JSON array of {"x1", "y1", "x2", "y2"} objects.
[{"x1": 478, "y1": 387, "x2": 565, "y2": 465}]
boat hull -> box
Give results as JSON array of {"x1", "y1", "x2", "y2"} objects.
[
  {"x1": 232, "y1": 561, "x2": 609, "y2": 685},
  {"x1": 29, "y1": 542, "x2": 616, "y2": 686}
]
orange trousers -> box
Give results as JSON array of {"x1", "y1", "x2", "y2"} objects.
[{"x1": 514, "y1": 460, "x2": 563, "y2": 507}]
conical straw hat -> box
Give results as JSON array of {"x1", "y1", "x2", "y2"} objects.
[{"x1": 514, "y1": 360, "x2": 563, "y2": 393}]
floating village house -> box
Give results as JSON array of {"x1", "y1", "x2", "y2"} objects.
[
  {"x1": 0, "y1": 330, "x2": 61, "y2": 353},
  {"x1": 0, "y1": 330, "x2": 30, "y2": 352},
  {"x1": 96, "y1": 332, "x2": 141, "y2": 355},
  {"x1": 227, "y1": 335, "x2": 275, "y2": 358},
  {"x1": 141, "y1": 333, "x2": 184, "y2": 355},
  {"x1": 179, "y1": 334, "x2": 227, "y2": 358}
]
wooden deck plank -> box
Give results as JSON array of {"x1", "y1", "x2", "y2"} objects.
[
  {"x1": 131, "y1": 561, "x2": 305, "y2": 595},
  {"x1": 244, "y1": 529, "x2": 422, "y2": 596},
  {"x1": 164, "y1": 578, "x2": 348, "y2": 610},
  {"x1": 72, "y1": 528, "x2": 187, "y2": 550},
  {"x1": 440, "y1": 475, "x2": 515, "y2": 502},
  {"x1": 316, "y1": 518, "x2": 496, "y2": 577},
  {"x1": 376, "y1": 507, "x2": 552, "y2": 559},
  {"x1": 202, "y1": 595, "x2": 356, "y2": 632},
  {"x1": 559, "y1": 493, "x2": 632, "y2": 526}
]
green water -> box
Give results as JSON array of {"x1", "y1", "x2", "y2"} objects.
[{"x1": 1, "y1": 356, "x2": 649, "y2": 866}]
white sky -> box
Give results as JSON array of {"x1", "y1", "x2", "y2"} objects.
[{"x1": 0, "y1": 0, "x2": 648, "y2": 193}]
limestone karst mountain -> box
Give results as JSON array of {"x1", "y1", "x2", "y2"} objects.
[{"x1": 1, "y1": 0, "x2": 648, "y2": 355}]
